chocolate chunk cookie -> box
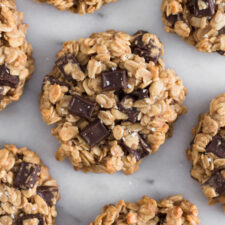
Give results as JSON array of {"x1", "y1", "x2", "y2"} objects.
[
  {"x1": 40, "y1": 30, "x2": 187, "y2": 175},
  {"x1": 187, "y1": 93, "x2": 225, "y2": 211},
  {"x1": 161, "y1": 0, "x2": 225, "y2": 55},
  {"x1": 0, "y1": 1, "x2": 34, "y2": 111},
  {"x1": 35, "y1": 0, "x2": 118, "y2": 15},
  {"x1": 90, "y1": 195, "x2": 200, "y2": 225},
  {"x1": 0, "y1": 144, "x2": 59, "y2": 225}
]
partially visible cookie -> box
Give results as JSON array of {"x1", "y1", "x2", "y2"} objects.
[
  {"x1": 0, "y1": 0, "x2": 34, "y2": 111},
  {"x1": 0, "y1": 144, "x2": 59, "y2": 225},
  {"x1": 161, "y1": 0, "x2": 225, "y2": 56},
  {"x1": 40, "y1": 30, "x2": 187, "y2": 175},
  {"x1": 187, "y1": 93, "x2": 225, "y2": 211},
  {"x1": 90, "y1": 195, "x2": 200, "y2": 225},
  {"x1": 35, "y1": 0, "x2": 118, "y2": 15}
]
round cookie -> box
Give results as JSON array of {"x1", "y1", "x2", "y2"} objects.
[
  {"x1": 161, "y1": 0, "x2": 225, "y2": 56},
  {"x1": 40, "y1": 30, "x2": 187, "y2": 175},
  {"x1": 90, "y1": 195, "x2": 200, "y2": 225},
  {"x1": 187, "y1": 93, "x2": 225, "y2": 211},
  {"x1": 0, "y1": 0, "x2": 34, "y2": 111},
  {"x1": 0, "y1": 144, "x2": 59, "y2": 225},
  {"x1": 35, "y1": 0, "x2": 118, "y2": 15}
]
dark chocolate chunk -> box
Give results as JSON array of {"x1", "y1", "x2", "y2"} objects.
[
  {"x1": 121, "y1": 134, "x2": 151, "y2": 161},
  {"x1": 206, "y1": 134, "x2": 225, "y2": 158},
  {"x1": 56, "y1": 54, "x2": 80, "y2": 81},
  {"x1": 204, "y1": 170, "x2": 225, "y2": 196},
  {"x1": 0, "y1": 64, "x2": 19, "y2": 88},
  {"x1": 80, "y1": 119, "x2": 110, "y2": 147},
  {"x1": 37, "y1": 186, "x2": 58, "y2": 206},
  {"x1": 217, "y1": 50, "x2": 225, "y2": 56},
  {"x1": 166, "y1": 13, "x2": 184, "y2": 26},
  {"x1": 193, "y1": 0, "x2": 215, "y2": 18},
  {"x1": 101, "y1": 69, "x2": 128, "y2": 91},
  {"x1": 218, "y1": 26, "x2": 225, "y2": 35},
  {"x1": 132, "y1": 31, "x2": 161, "y2": 63},
  {"x1": 14, "y1": 162, "x2": 41, "y2": 190},
  {"x1": 118, "y1": 102, "x2": 139, "y2": 123},
  {"x1": 157, "y1": 213, "x2": 167, "y2": 225},
  {"x1": 68, "y1": 94, "x2": 96, "y2": 120},
  {"x1": 131, "y1": 89, "x2": 149, "y2": 100},
  {"x1": 16, "y1": 213, "x2": 45, "y2": 225}
]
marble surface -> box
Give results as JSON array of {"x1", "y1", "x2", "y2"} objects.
[{"x1": 0, "y1": 0, "x2": 225, "y2": 224}]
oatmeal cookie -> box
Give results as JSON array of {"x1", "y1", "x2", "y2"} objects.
[
  {"x1": 0, "y1": 144, "x2": 59, "y2": 225},
  {"x1": 90, "y1": 195, "x2": 200, "y2": 225},
  {"x1": 161, "y1": 0, "x2": 225, "y2": 56},
  {"x1": 35, "y1": 0, "x2": 118, "y2": 15},
  {"x1": 187, "y1": 93, "x2": 225, "y2": 211},
  {"x1": 0, "y1": 0, "x2": 34, "y2": 111},
  {"x1": 40, "y1": 30, "x2": 187, "y2": 175}
]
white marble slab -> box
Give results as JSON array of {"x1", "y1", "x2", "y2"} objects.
[{"x1": 0, "y1": 0, "x2": 225, "y2": 224}]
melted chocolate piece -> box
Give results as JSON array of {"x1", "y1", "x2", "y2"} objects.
[
  {"x1": 37, "y1": 186, "x2": 58, "y2": 206},
  {"x1": 217, "y1": 50, "x2": 225, "y2": 56},
  {"x1": 101, "y1": 69, "x2": 128, "y2": 91},
  {"x1": 0, "y1": 64, "x2": 19, "y2": 88},
  {"x1": 218, "y1": 26, "x2": 225, "y2": 35},
  {"x1": 56, "y1": 54, "x2": 80, "y2": 81},
  {"x1": 122, "y1": 134, "x2": 151, "y2": 161},
  {"x1": 206, "y1": 134, "x2": 225, "y2": 158},
  {"x1": 204, "y1": 170, "x2": 225, "y2": 196},
  {"x1": 157, "y1": 213, "x2": 167, "y2": 225},
  {"x1": 193, "y1": 0, "x2": 215, "y2": 18},
  {"x1": 68, "y1": 94, "x2": 96, "y2": 120},
  {"x1": 132, "y1": 31, "x2": 161, "y2": 63},
  {"x1": 80, "y1": 120, "x2": 110, "y2": 147},
  {"x1": 14, "y1": 162, "x2": 41, "y2": 190},
  {"x1": 166, "y1": 13, "x2": 184, "y2": 26},
  {"x1": 16, "y1": 213, "x2": 45, "y2": 225},
  {"x1": 131, "y1": 89, "x2": 149, "y2": 100}
]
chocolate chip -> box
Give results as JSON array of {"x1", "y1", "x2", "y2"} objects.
[
  {"x1": 101, "y1": 69, "x2": 128, "y2": 91},
  {"x1": 218, "y1": 26, "x2": 225, "y2": 35},
  {"x1": 166, "y1": 13, "x2": 184, "y2": 26},
  {"x1": 157, "y1": 213, "x2": 167, "y2": 225},
  {"x1": 16, "y1": 213, "x2": 44, "y2": 225},
  {"x1": 0, "y1": 64, "x2": 19, "y2": 88},
  {"x1": 68, "y1": 94, "x2": 97, "y2": 120},
  {"x1": 121, "y1": 134, "x2": 151, "y2": 161},
  {"x1": 206, "y1": 134, "x2": 225, "y2": 158},
  {"x1": 80, "y1": 119, "x2": 110, "y2": 147},
  {"x1": 132, "y1": 31, "x2": 161, "y2": 64},
  {"x1": 56, "y1": 54, "x2": 80, "y2": 81},
  {"x1": 193, "y1": 0, "x2": 215, "y2": 17},
  {"x1": 204, "y1": 170, "x2": 225, "y2": 196},
  {"x1": 14, "y1": 162, "x2": 41, "y2": 190},
  {"x1": 37, "y1": 186, "x2": 58, "y2": 206}
]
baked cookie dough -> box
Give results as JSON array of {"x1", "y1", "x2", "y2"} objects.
[
  {"x1": 40, "y1": 30, "x2": 187, "y2": 175},
  {"x1": 0, "y1": 144, "x2": 59, "y2": 225},
  {"x1": 161, "y1": 0, "x2": 225, "y2": 55},
  {"x1": 187, "y1": 93, "x2": 225, "y2": 211},
  {"x1": 0, "y1": 0, "x2": 34, "y2": 111},
  {"x1": 35, "y1": 0, "x2": 118, "y2": 15},
  {"x1": 90, "y1": 195, "x2": 200, "y2": 225}
]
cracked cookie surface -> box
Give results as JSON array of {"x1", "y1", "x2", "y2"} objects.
[
  {"x1": 187, "y1": 93, "x2": 225, "y2": 211},
  {"x1": 90, "y1": 195, "x2": 200, "y2": 225},
  {"x1": 40, "y1": 30, "x2": 187, "y2": 175},
  {"x1": 161, "y1": 0, "x2": 225, "y2": 56},
  {"x1": 0, "y1": 144, "x2": 59, "y2": 225},
  {"x1": 0, "y1": 0, "x2": 34, "y2": 111},
  {"x1": 35, "y1": 0, "x2": 118, "y2": 15}
]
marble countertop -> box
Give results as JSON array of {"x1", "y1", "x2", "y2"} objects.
[{"x1": 0, "y1": 0, "x2": 225, "y2": 224}]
